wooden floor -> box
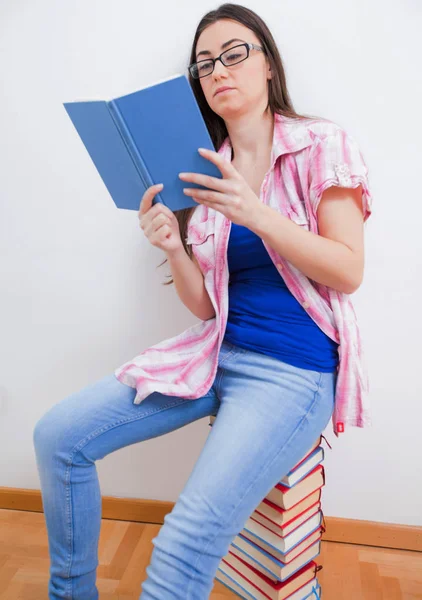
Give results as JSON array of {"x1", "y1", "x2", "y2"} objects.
[{"x1": 0, "y1": 509, "x2": 421, "y2": 599}]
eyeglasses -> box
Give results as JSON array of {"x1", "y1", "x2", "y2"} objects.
[{"x1": 189, "y1": 42, "x2": 264, "y2": 79}]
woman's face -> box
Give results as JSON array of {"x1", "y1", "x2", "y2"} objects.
[{"x1": 195, "y1": 19, "x2": 271, "y2": 120}]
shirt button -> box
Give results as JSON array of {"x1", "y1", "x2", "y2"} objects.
[
  {"x1": 335, "y1": 332, "x2": 340, "y2": 341},
  {"x1": 302, "y1": 301, "x2": 310, "y2": 309},
  {"x1": 276, "y1": 263, "x2": 283, "y2": 270}
]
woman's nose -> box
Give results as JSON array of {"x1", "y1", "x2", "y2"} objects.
[{"x1": 213, "y1": 57, "x2": 229, "y2": 77}]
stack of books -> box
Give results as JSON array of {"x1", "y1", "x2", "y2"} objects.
[{"x1": 208, "y1": 416, "x2": 329, "y2": 599}]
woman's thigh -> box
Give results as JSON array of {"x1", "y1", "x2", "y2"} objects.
[
  {"x1": 33, "y1": 373, "x2": 221, "y2": 462},
  {"x1": 167, "y1": 341, "x2": 336, "y2": 538},
  {"x1": 33, "y1": 339, "x2": 248, "y2": 462}
]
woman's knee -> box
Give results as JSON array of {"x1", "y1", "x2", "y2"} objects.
[{"x1": 33, "y1": 402, "x2": 71, "y2": 458}]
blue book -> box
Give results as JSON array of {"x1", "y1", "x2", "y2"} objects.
[{"x1": 63, "y1": 74, "x2": 222, "y2": 212}]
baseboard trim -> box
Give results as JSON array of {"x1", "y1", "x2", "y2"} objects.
[{"x1": 1, "y1": 487, "x2": 420, "y2": 552}]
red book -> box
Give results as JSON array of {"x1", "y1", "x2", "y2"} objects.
[
  {"x1": 217, "y1": 554, "x2": 318, "y2": 600},
  {"x1": 252, "y1": 501, "x2": 321, "y2": 538},
  {"x1": 239, "y1": 527, "x2": 322, "y2": 565},
  {"x1": 227, "y1": 538, "x2": 321, "y2": 583},
  {"x1": 256, "y1": 489, "x2": 322, "y2": 527},
  {"x1": 265, "y1": 465, "x2": 325, "y2": 510}
]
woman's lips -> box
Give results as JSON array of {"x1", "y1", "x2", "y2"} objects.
[{"x1": 215, "y1": 88, "x2": 235, "y2": 96}]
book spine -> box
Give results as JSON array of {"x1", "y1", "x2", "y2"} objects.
[{"x1": 108, "y1": 100, "x2": 164, "y2": 205}]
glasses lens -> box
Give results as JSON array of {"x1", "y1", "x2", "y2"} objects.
[
  {"x1": 222, "y1": 45, "x2": 247, "y2": 66},
  {"x1": 191, "y1": 60, "x2": 214, "y2": 79}
]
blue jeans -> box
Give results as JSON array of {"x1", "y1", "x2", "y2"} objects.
[{"x1": 33, "y1": 340, "x2": 336, "y2": 599}]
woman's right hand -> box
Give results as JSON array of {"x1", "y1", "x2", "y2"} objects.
[{"x1": 138, "y1": 184, "x2": 184, "y2": 254}]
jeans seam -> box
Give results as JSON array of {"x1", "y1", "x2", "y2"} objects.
[
  {"x1": 215, "y1": 347, "x2": 236, "y2": 403},
  {"x1": 217, "y1": 347, "x2": 236, "y2": 369},
  {"x1": 63, "y1": 396, "x2": 200, "y2": 596},
  {"x1": 214, "y1": 367, "x2": 224, "y2": 405},
  {"x1": 65, "y1": 465, "x2": 72, "y2": 599},
  {"x1": 186, "y1": 371, "x2": 323, "y2": 598}
]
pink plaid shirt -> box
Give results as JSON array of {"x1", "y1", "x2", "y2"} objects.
[{"x1": 115, "y1": 113, "x2": 373, "y2": 435}]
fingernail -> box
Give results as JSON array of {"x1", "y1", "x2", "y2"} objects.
[{"x1": 156, "y1": 183, "x2": 163, "y2": 188}]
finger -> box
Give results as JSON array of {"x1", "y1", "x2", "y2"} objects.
[
  {"x1": 144, "y1": 212, "x2": 169, "y2": 238},
  {"x1": 159, "y1": 223, "x2": 172, "y2": 241},
  {"x1": 139, "y1": 183, "x2": 163, "y2": 216},
  {"x1": 179, "y1": 171, "x2": 230, "y2": 193},
  {"x1": 198, "y1": 148, "x2": 237, "y2": 179},
  {"x1": 153, "y1": 212, "x2": 171, "y2": 229},
  {"x1": 146, "y1": 202, "x2": 174, "y2": 224},
  {"x1": 152, "y1": 222, "x2": 171, "y2": 244},
  {"x1": 183, "y1": 188, "x2": 223, "y2": 205},
  {"x1": 140, "y1": 197, "x2": 174, "y2": 232}
]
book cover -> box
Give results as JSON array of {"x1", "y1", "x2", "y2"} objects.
[
  {"x1": 227, "y1": 539, "x2": 321, "y2": 583},
  {"x1": 218, "y1": 556, "x2": 317, "y2": 600},
  {"x1": 63, "y1": 74, "x2": 222, "y2": 212},
  {"x1": 239, "y1": 527, "x2": 323, "y2": 565},
  {"x1": 243, "y1": 511, "x2": 322, "y2": 555}
]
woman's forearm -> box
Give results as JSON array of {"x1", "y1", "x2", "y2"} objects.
[{"x1": 166, "y1": 247, "x2": 216, "y2": 320}]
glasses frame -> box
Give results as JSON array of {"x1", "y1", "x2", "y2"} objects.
[{"x1": 189, "y1": 42, "x2": 264, "y2": 79}]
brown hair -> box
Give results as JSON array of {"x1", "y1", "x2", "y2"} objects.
[{"x1": 158, "y1": 2, "x2": 319, "y2": 285}]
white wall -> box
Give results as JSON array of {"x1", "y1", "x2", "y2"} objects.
[{"x1": 1, "y1": 0, "x2": 421, "y2": 527}]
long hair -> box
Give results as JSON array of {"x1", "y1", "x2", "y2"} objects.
[{"x1": 158, "y1": 3, "x2": 319, "y2": 285}]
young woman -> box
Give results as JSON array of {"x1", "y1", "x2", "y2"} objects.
[{"x1": 33, "y1": 4, "x2": 373, "y2": 599}]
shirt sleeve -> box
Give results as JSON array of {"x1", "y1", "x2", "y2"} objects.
[{"x1": 308, "y1": 127, "x2": 373, "y2": 222}]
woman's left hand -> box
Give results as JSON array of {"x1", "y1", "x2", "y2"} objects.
[{"x1": 178, "y1": 148, "x2": 264, "y2": 228}]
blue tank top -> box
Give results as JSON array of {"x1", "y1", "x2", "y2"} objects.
[{"x1": 223, "y1": 222, "x2": 339, "y2": 372}]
